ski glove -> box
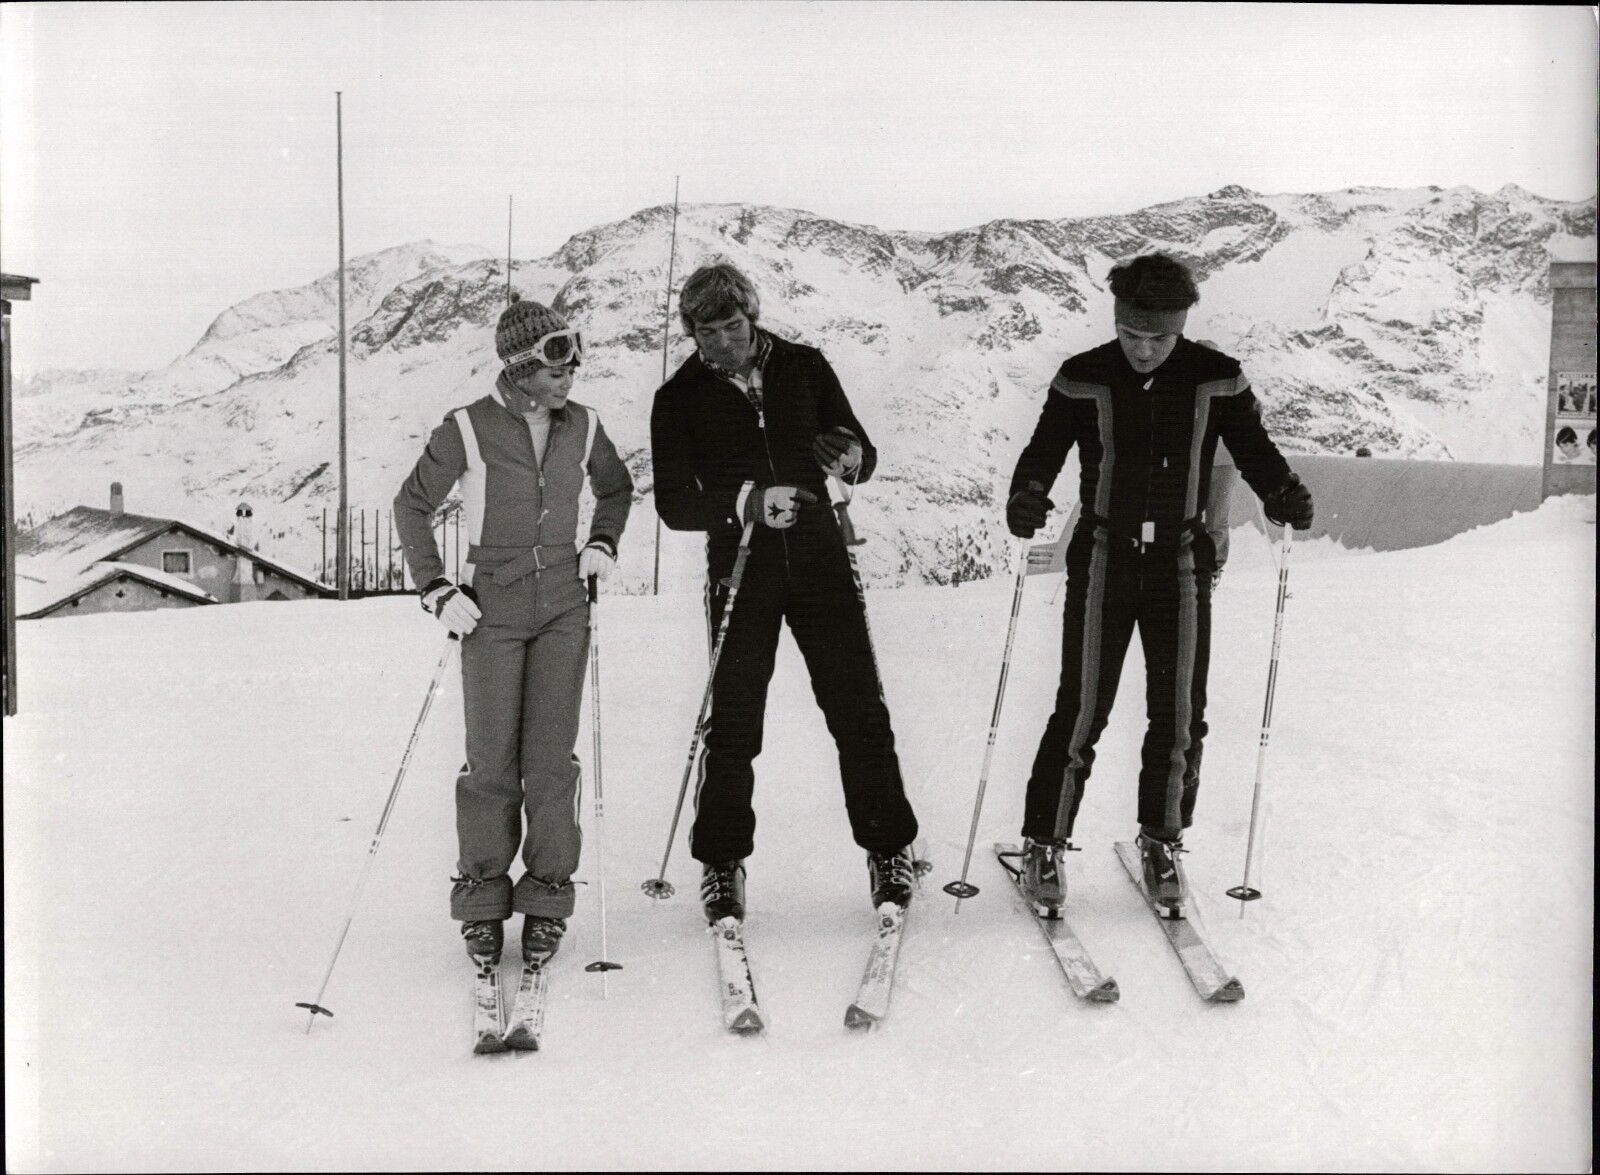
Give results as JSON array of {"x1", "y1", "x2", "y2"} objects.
[
  {"x1": 744, "y1": 484, "x2": 819, "y2": 530},
  {"x1": 1263, "y1": 473, "x2": 1314, "y2": 530},
  {"x1": 577, "y1": 539, "x2": 616, "y2": 583},
  {"x1": 420, "y1": 577, "x2": 481, "y2": 637},
  {"x1": 1006, "y1": 482, "x2": 1054, "y2": 539},
  {"x1": 812, "y1": 426, "x2": 863, "y2": 479}
]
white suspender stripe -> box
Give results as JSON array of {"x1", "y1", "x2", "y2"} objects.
[
  {"x1": 453, "y1": 408, "x2": 488, "y2": 581},
  {"x1": 581, "y1": 406, "x2": 598, "y2": 472}
]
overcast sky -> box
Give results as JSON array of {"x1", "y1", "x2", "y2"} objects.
[{"x1": 2, "y1": 2, "x2": 1594, "y2": 372}]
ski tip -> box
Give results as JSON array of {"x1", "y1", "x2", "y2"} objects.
[
  {"x1": 844, "y1": 1005, "x2": 880, "y2": 1031},
  {"x1": 1209, "y1": 979, "x2": 1246, "y2": 1003},
  {"x1": 729, "y1": 1009, "x2": 765, "y2": 1035},
  {"x1": 502, "y1": 1031, "x2": 541, "y2": 1051},
  {"x1": 474, "y1": 1035, "x2": 512, "y2": 1055},
  {"x1": 1089, "y1": 978, "x2": 1121, "y2": 1003}
]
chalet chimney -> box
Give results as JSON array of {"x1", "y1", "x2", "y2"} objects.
[
  {"x1": 235, "y1": 501, "x2": 254, "y2": 550},
  {"x1": 110, "y1": 482, "x2": 124, "y2": 516},
  {"x1": 232, "y1": 501, "x2": 258, "y2": 603}
]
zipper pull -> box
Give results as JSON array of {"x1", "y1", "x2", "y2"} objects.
[{"x1": 757, "y1": 408, "x2": 765, "y2": 430}]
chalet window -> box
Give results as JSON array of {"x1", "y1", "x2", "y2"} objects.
[{"x1": 162, "y1": 551, "x2": 192, "y2": 575}]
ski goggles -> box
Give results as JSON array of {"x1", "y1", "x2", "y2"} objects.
[{"x1": 504, "y1": 328, "x2": 584, "y2": 369}]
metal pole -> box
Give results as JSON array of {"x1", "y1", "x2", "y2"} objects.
[
  {"x1": 298, "y1": 637, "x2": 458, "y2": 1028},
  {"x1": 653, "y1": 177, "x2": 680, "y2": 597},
  {"x1": 582, "y1": 577, "x2": 623, "y2": 992},
  {"x1": 944, "y1": 546, "x2": 1031, "y2": 906},
  {"x1": 643, "y1": 521, "x2": 755, "y2": 898},
  {"x1": 336, "y1": 91, "x2": 350, "y2": 601},
  {"x1": 1228, "y1": 526, "x2": 1295, "y2": 913},
  {"x1": 830, "y1": 473, "x2": 930, "y2": 875},
  {"x1": 506, "y1": 196, "x2": 513, "y2": 305},
  {"x1": 2, "y1": 300, "x2": 17, "y2": 716}
]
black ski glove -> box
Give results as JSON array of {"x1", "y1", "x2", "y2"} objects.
[
  {"x1": 743, "y1": 484, "x2": 819, "y2": 530},
  {"x1": 1006, "y1": 482, "x2": 1054, "y2": 539},
  {"x1": 812, "y1": 426, "x2": 863, "y2": 478},
  {"x1": 1263, "y1": 473, "x2": 1314, "y2": 530}
]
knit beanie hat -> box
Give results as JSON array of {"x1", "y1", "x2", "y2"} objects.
[
  {"x1": 1109, "y1": 253, "x2": 1199, "y2": 334},
  {"x1": 496, "y1": 294, "x2": 572, "y2": 373}
]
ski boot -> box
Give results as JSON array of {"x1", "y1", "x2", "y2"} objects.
[
  {"x1": 866, "y1": 845, "x2": 916, "y2": 910},
  {"x1": 520, "y1": 915, "x2": 566, "y2": 965},
  {"x1": 461, "y1": 918, "x2": 504, "y2": 963},
  {"x1": 1136, "y1": 831, "x2": 1188, "y2": 918},
  {"x1": 700, "y1": 860, "x2": 747, "y2": 924},
  {"x1": 1020, "y1": 837, "x2": 1069, "y2": 919}
]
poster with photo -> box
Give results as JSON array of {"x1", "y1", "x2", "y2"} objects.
[
  {"x1": 1554, "y1": 370, "x2": 1596, "y2": 416},
  {"x1": 1551, "y1": 372, "x2": 1596, "y2": 464}
]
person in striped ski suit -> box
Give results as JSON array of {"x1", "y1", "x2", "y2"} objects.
[
  {"x1": 1005, "y1": 253, "x2": 1313, "y2": 917},
  {"x1": 394, "y1": 296, "x2": 634, "y2": 965}
]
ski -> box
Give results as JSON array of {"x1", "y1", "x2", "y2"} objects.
[
  {"x1": 471, "y1": 958, "x2": 509, "y2": 1054},
  {"x1": 502, "y1": 960, "x2": 550, "y2": 1051},
  {"x1": 1113, "y1": 840, "x2": 1245, "y2": 1002},
  {"x1": 712, "y1": 917, "x2": 765, "y2": 1034},
  {"x1": 844, "y1": 903, "x2": 908, "y2": 1030},
  {"x1": 993, "y1": 843, "x2": 1119, "y2": 1002}
]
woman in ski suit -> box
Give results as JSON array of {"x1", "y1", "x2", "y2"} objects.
[{"x1": 393, "y1": 296, "x2": 633, "y2": 966}]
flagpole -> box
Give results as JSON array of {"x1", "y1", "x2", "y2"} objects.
[
  {"x1": 653, "y1": 177, "x2": 680, "y2": 596},
  {"x1": 336, "y1": 91, "x2": 349, "y2": 600}
]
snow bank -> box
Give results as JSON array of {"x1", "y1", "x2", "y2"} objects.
[{"x1": 4, "y1": 499, "x2": 1592, "y2": 1171}]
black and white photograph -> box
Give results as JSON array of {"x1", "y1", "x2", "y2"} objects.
[{"x1": 2, "y1": 3, "x2": 1594, "y2": 1171}]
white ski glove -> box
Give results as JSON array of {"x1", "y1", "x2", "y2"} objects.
[
  {"x1": 741, "y1": 484, "x2": 819, "y2": 530},
  {"x1": 577, "y1": 540, "x2": 616, "y2": 584},
  {"x1": 421, "y1": 578, "x2": 481, "y2": 637}
]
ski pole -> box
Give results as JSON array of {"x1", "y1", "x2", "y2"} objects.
[
  {"x1": 298, "y1": 630, "x2": 460, "y2": 1030},
  {"x1": 1227, "y1": 525, "x2": 1294, "y2": 914},
  {"x1": 829, "y1": 473, "x2": 932, "y2": 879},
  {"x1": 642, "y1": 521, "x2": 757, "y2": 899},
  {"x1": 582, "y1": 575, "x2": 623, "y2": 993},
  {"x1": 944, "y1": 544, "x2": 1031, "y2": 908}
]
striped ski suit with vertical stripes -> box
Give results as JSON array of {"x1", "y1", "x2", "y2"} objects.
[
  {"x1": 393, "y1": 378, "x2": 634, "y2": 921},
  {"x1": 1010, "y1": 337, "x2": 1294, "y2": 842}
]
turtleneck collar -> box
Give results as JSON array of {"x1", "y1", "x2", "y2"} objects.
[{"x1": 495, "y1": 369, "x2": 564, "y2": 419}]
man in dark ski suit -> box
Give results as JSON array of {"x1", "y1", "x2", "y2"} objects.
[
  {"x1": 650, "y1": 262, "x2": 920, "y2": 923},
  {"x1": 1005, "y1": 252, "x2": 1313, "y2": 916}
]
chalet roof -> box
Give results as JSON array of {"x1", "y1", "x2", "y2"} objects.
[
  {"x1": 2, "y1": 272, "x2": 39, "y2": 300},
  {"x1": 15, "y1": 507, "x2": 176, "y2": 582},
  {"x1": 16, "y1": 560, "x2": 218, "y2": 619},
  {"x1": 16, "y1": 505, "x2": 331, "y2": 598}
]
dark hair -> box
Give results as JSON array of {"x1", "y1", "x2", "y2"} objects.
[
  {"x1": 1108, "y1": 253, "x2": 1200, "y2": 311},
  {"x1": 1556, "y1": 426, "x2": 1577, "y2": 445},
  {"x1": 1588, "y1": 429, "x2": 1596, "y2": 448},
  {"x1": 679, "y1": 261, "x2": 760, "y2": 333}
]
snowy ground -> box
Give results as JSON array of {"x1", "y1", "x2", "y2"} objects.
[{"x1": 5, "y1": 499, "x2": 1594, "y2": 1172}]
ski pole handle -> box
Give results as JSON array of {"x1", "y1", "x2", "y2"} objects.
[{"x1": 829, "y1": 476, "x2": 864, "y2": 547}]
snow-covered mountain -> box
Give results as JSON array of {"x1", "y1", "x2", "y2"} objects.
[{"x1": 13, "y1": 186, "x2": 1593, "y2": 588}]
